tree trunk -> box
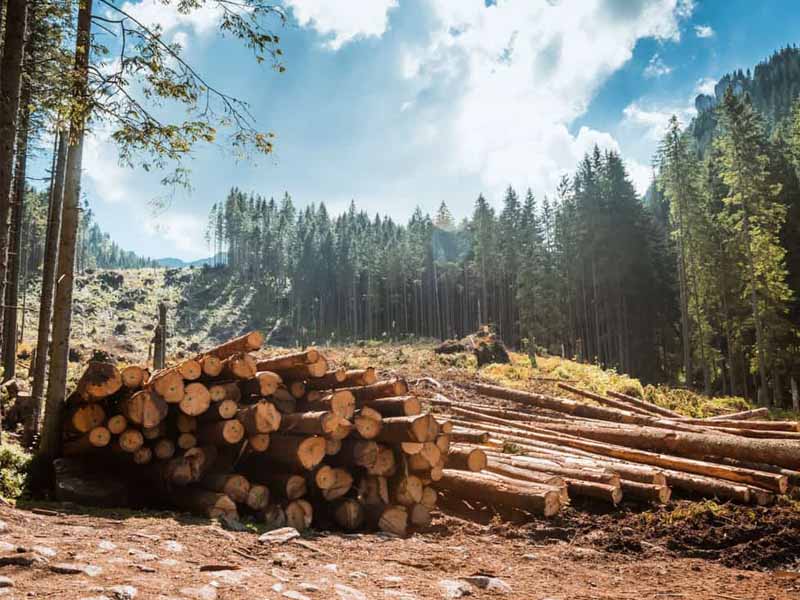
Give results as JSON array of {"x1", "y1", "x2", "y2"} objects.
[
  {"x1": 1, "y1": 70, "x2": 30, "y2": 379},
  {"x1": 38, "y1": 0, "x2": 93, "y2": 459},
  {"x1": 0, "y1": 0, "x2": 28, "y2": 370}
]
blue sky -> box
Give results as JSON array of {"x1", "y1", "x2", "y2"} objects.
[{"x1": 63, "y1": 0, "x2": 800, "y2": 260}]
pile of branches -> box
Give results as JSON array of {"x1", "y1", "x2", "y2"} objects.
[
  {"x1": 61, "y1": 332, "x2": 449, "y2": 535},
  {"x1": 431, "y1": 380, "x2": 800, "y2": 515}
]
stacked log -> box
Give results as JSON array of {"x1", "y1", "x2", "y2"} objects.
[
  {"x1": 430, "y1": 380, "x2": 800, "y2": 509},
  {"x1": 63, "y1": 334, "x2": 519, "y2": 535}
]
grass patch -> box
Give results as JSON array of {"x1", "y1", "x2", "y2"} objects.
[{"x1": 0, "y1": 442, "x2": 32, "y2": 501}]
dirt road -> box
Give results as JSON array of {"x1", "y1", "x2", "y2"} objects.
[{"x1": 0, "y1": 504, "x2": 797, "y2": 599}]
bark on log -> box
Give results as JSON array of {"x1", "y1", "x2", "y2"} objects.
[
  {"x1": 707, "y1": 407, "x2": 770, "y2": 421},
  {"x1": 446, "y1": 446, "x2": 487, "y2": 472},
  {"x1": 605, "y1": 389, "x2": 686, "y2": 419},
  {"x1": 452, "y1": 406, "x2": 790, "y2": 491},
  {"x1": 558, "y1": 383, "x2": 660, "y2": 417},
  {"x1": 256, "y1": 348, "x2": 320, "y2": 372},
  {"x1": 261, "y1": 434, "x2": 326, "y2": 470},
  {"x1": 343, "y1": 379, "x2": 409, "y2": 404},
  {"x1": 281, "y1": 410, "x2": 349, "y2": 439},
  {"x1": 362, "y1": 396, "x2": 421, "y2": 417},
  {"x1": 620, "y1": 481, "x2": 671, "y2": 504},
  {"x1": 661, "y1": 470, "x2": 751, "y2": 504},
  {"x1": 450, "y1": 427, "x2": 490, "y2": 444},
  {"x1": 307, "y1": 367, "x2": 378, "y2": 391},
  {"x1": 201, "y1": 331, "x2": 263, "y2": 360},
  {"x1": 377, "y1": 415, "x2": 439, "y2": 444},
  {"x1": 298, "y1": 390, "x2": 355, "y2": 419},
  {"x1": 438, "y1": 469, "x2": 561, "y2": 517}
]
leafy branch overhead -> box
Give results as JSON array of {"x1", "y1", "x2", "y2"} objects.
[{"x1": 83, "y1": 0, "x2": 286, "y2": 181}]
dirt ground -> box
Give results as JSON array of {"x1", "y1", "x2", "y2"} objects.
[
  {"x1": 7, "y1": 330, "x2": 800, "y2": 598},
  {"x1": 1, "y1": 502, "x2": 799, "y2": 600}
]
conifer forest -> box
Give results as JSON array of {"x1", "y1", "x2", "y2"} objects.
[{"x1": 207, "y1": 47, "x2": 800, "y2": 407}]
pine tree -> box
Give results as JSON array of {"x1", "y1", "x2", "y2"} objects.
[{"x1": 716, "y1": 88, "x2": 791, "y2": 405}]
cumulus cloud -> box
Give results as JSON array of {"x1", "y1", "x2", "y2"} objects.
[
  {"x1": 143, "y1": 212, "x2": 210, "y2": 258},
  {"x1": 695, "y1": 76, "x2": 716, "y2": 95},
  {"x1": 283, "y1": 0, "x2": 398, "y2": 50},
  {"x1": 694, "y1": 24, "x2": 714, "y2": 38},
  {"x1": 644, "y1": 53, "x2": 672, "y2": 78},
  {"x1": 82, "y1": 129, "x2": 136, "y2": 205},
  {"x1": 622, "y1": 99, "x2": 694, "y2": 141},
  {"x1": 401, "y1": 0, "x2": 693, "y2": 200},
  {"x1": 116, "y1": 0, "x2": 221, "y2": 37}
]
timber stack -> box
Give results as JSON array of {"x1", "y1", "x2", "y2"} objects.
[
  {"x1": 428, "y1": 380, "x2": 800, "y2": 511},
  {"x1": 61, "y1": 331, "x2": 799, "y2": 530},
  {"x1": 60, "y1": 331, "x2": 455, "y2": 535}
]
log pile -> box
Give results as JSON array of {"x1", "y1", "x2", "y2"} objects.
[
  {"x1": 62, "y1": 333, "x2": 799, "y2": 529},
  {"x1": 429, "y1": 380, "x2": 800, "y2": 513},
  {"x1": 60, "y1": 332, "x2": 459, "y2": 535}
]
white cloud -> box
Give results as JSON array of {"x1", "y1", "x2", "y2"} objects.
[
  {"x1": 695, "y1": 76, "x2": 716, "y2": 95},
  {"x1": 694, "y1": 24, "x2": 714, "y2": 38},
  {"x1": 283, "y1": 0, "x2": 398, "y2": 50},
  {"x1": 644, "y1": 53, "x2": 672, "y2": 78},
  {"x1": 83, "y1": 129, "x2": 135, "y2": 205},
  {"x1": 143, "y1": 212, "x2": 209, "y2": 258},
  {"x1": 115, "y1": 0, "x2": 221, "y2": 37},
  {"x1": 402, "y1": 0, "x2": 693, "y2": 201},
  {"x1": 622, "y1": 100, "x2": 694, "y2": 141}
]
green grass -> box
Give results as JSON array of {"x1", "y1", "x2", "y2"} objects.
[{"x1": 0, "y1": 442, "x2": 32, "y2": 501}]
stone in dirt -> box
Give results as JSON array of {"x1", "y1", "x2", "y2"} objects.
[
  {"x1": 438, "y1": 579, "x2": 472, "y2": 599},
  {"x1": 282, "y1": 591, "x2": 311, "y2": 600},
  {"x1": 32, "y1": 545, "x2": 57, "y2": 557},
  {"x1": 272, "y1": 552, "x2": 297, "y2": 567},
  {"x1": 459, "y1": 576, "x2": 511, "y2": 594},
  {"x1": 258, "y1": 527, "x2": 300, "y2": 544},
  {"x1": 107, "y1": 585, "x2": 138, "y2": 600},
  {"x1": 0, "y1": 520, "x2": 8, "y2": 533},
  {"x1": 334, "y1": 584, "x2": 367, "y2": 600},
  {"x1": 51, "y1": 562, "x2": 102, "y2": 575},
  {"x1": 179, "y1": 585, "x2": 217, "y2": 600},
  {"x1": 0, "y1": 576, "x2": 12, "y2": 588},
  {"x1": 0, "y1": 553, "x2": 43, "y2": 567}
]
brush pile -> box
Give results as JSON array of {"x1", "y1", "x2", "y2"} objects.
[
  {"x1": 60, "y1": 332, "x2": 451, "y2": 535},
  {"x1": 430, "y1": 380, "x2": 800, "y2": 516}
]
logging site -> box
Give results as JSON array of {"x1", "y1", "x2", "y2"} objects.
[{"x1": 3, "y1": 0, "x2": 800, "y2": 598}]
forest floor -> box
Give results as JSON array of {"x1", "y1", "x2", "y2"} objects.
[{"x1": 3, "y1": 267, "x2": 800, "y2": 598}]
